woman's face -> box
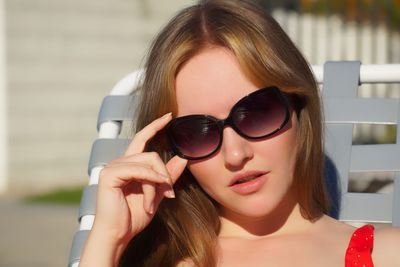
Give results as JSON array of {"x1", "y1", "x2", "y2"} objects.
[{"x1": 175, "y1": 47, "x2": 298, "y2": 218}]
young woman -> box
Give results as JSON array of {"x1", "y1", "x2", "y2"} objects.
[{"x1": 79, "y1": 1, "x2": 400, "y2": 266}]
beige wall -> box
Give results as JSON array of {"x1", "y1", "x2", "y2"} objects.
[
  {"x1": 6, "y1": 1, "x2": 397, "y2": 196},
  {"x1": 5, "y1": 0, "x2": 195, "y2": 195},
  {"x1": 0, "y1": 0, "x2": 7, "y2": 194}
]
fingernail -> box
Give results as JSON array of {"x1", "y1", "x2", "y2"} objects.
[
  {"x1": 168, "y1": 187, "x2": 175, "y2": 198},
  {"x1": 148, "y1": 202, "x2": 154, "y2": 214},
  {"x1": 167, "y1": 173, "x2": 176, "y2": 198},
  {"x1": 162, "y1": 112, "x2": 172, "y2": 119}
]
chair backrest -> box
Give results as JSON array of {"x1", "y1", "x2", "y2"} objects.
[
  {"x1": 322, "y1": 61, "x2": 400, "y2": 225},
  {"x1": 68, "y1": 62, "x2": 400, "y2": 267}
]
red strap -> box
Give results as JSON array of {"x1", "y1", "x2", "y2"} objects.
[{"x1": 345, "y1": 224, "x2": 374, "y2": 267}]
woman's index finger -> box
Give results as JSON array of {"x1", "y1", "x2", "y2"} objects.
[{"x1": 124, "y1": 112, "x2": 172, "y2": 156}]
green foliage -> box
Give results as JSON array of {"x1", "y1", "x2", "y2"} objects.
[
  {"x1": 384, "y1": 125, "x2": 397, "y2": 144},
  {"x1": 24, "y1": 186, "x2": 84, "y2": 205},
  {"x1": 258, "y1": 0, "x2": 400, "y2": 29}
]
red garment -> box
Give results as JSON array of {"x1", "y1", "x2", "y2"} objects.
[{"x1": 345, "y1": 224, "x2": 374, "y2": 267}]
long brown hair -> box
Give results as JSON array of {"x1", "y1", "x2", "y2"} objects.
[{"x1": 119, "y1": 1, "x2": 329, "y2": 266}]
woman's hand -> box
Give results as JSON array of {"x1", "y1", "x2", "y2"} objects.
[{"x1": 80, "y1": 112, "x2": 187, "y2": 267}]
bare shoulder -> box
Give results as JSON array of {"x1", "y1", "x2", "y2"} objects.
[
  {"x1": 314, "y1": 215, "x2": 356, "y2": 237},
  {"x1": 311, "y1": 215, "x2": 357, "y2": 256},
  {"x1": 319, "y1": 218, "x2": 400, "y2": 267},
  {"x1": 372, "y1": 226, "x2": 400, "y2": 267}
]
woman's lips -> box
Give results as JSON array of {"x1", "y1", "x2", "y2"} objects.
[{"x1": 229, "y1": 173, "x2": 268, "y2": 195}]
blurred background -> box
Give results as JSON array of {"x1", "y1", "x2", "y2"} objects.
[{"x1": 0, "y1": 0, "x2": 399, "y2": 266}]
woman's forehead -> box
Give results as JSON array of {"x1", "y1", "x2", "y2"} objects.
[{"x1": 175, "y1": 47, "x2": 257, "y2": 117}]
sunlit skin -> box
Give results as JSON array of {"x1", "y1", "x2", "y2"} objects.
[
  {"x1": 175, "y1": 47, "x2": 357, "y2": 266},
  {"x1": 175, "y1": 46, "x2": 306, "y2": 236}
]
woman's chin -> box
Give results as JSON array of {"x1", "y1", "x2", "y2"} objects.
[{"x1": 220, "y1": 198, "x2": 279, "y2": 219}]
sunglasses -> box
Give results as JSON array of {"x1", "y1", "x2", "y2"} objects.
[{"x1": 166, "y1": 86, "x2": 291, "y2": 160}]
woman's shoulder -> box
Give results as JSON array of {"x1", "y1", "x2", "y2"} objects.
[
  {"x1": 313, "y1": 215, "x2": 357, "y2": 238},
  {"x1": 318, "y1": 216, "x2": 400, "y2": 266},
  {"x1": 372, "y1": 225, "x2": 400, "y2": 267},
  {"x1": 311, "y1": 216, "x2": 360, "y2": 255}
]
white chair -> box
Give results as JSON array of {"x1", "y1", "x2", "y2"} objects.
[{"x1": 68, "y1": 62, "x2": 400, "y2": 267}]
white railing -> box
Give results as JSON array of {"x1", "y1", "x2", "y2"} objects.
[
  {"x1": 273, "y1": 10, "x2": 400, "y2": 66},
  {"x1": 312, "y1": 64, "x2": 400, "y2": 83}
]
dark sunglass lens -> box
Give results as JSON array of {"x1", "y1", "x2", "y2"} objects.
[
  {"x1": 233, "y1": 89, "x2": 288, "y2": 138},
  {"x1": 169, "y1": 117, "x2": 220, "y2": 158}
]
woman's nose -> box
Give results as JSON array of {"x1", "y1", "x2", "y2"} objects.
[{"x1": 221, "y1": 127, "x2": 254, "y2": 170}]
